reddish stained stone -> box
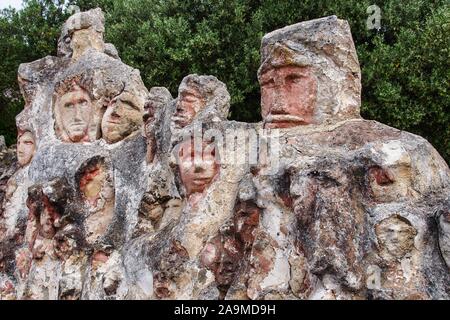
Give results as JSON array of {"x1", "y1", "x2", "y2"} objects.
[{"x1": 369, "y1": 166, "x2": 395, "y2": 186}]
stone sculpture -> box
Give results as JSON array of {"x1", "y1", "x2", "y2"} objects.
[
  {"x1": 54, "y1": 78, "x2": 94, "y2": 143},
  {"x1": 16, "y1": 131, "x2": 35, "y2": 167},
  {"x1": 144, "y1": 87, "x2": 173, "y2": 163},
  {"x1": 0, "y1": 11, "x2": 449, "y2": 300},
  {"x1": 171, "y1": 75, "x2": 229, "y2": 130},
  {"x1": 101, "y1": 89, "x2": 145, "y2": 144}
]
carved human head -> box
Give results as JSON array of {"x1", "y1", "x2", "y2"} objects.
[
  {"x1": 54, "y1": 78, "x2": 93, "y2": 143},
  {"x1": 258, "y1": 16, "x2": 361, "y2": 128},
  {"x1": 144, "y1": 87, "x2": 172, "y2": 135},
  {"x1": 53, "y1": 225, "x2": 81, "y2": 260},
  {"x1": 77, "y1": 157, "x2": 113, "y2": 208},
  {"x1": 58, "y1": 8, "x2": 105, "y2": 61},
  {"x1": 176, "y1": 137, "x2": 219, "y2": 196},
  {"x1": 17, "y1": 131, "x2": 36, "y2": 167},
  {"x1": 200, "y1": 233, "x2": 241, "y2": 293},
  {"x1": 259, "y1": 63, "x2": 317, "y2": 128},
  {"x1": 27, "y1": 186, "x2": 61, "y2": 240},
  {"x1": 172, "y1": 75, "x2": 230, "y2": 129},
  {"x1": 368, "y1": 141, "x2": 413, "y2": 202},
  {"x1": 143, "y1": 87, "x2": 172, "y2": 162},
  {"x1": 102, "y1": 91, "x2": 144, "y2": 144},
  {"x1": 376, "y1": 215, "x2": 417, "y2": 259}
]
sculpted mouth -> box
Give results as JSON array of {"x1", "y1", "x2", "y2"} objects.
[
  {"x1": 173, "y1": 115, "x2": 187, "y2": 122},
  {"x1": 193, "y1": 177, "x2": 211, "y2": 184},
  {"x1": 266, "y1": 114, "x2": 305, "y2": 123},
  {"x1": 70, "y1": 124, "x2": 87, "y2": 132}
]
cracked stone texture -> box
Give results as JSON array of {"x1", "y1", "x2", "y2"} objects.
[{"x1": 1, "y1": 12, "x2": 449, "y2": 300}]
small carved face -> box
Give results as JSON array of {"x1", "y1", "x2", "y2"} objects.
[
  {"x1": 260, "y1": 66, "x2": 317, "y2": 128},
  {"x1": 140, "y1": 201, "x2": 165, "y2": 222},
  {"x1": 17, "y1": 131, "x2": 36, "y2": 167},
  {"x1": 139, "y1": 197, "x2": 182, "y2": 225},
  {"x1": 40, "y1": 206, "x2": 58, "y2": 239},
  {"x1": 70, "y1": 28, "x2": 104, "y2": 60},
  {"x1": 234, "y1": 202, "x2": 260, "y2": 248},
  {"x1": 143, "y1": 95, "x2": 166, "y2": 134},
  {"x1": 200, "y1": 236, "x2": 241, "y2": 292},
  {"x1": 56, "y1": 86, "x2": 92, "y2": 142},
  {"x1": 79, "y1": 163, "x2": 106, "y2": 206},
  {"x1": 102, "y1": 93, "x2": 143, "y2": 144},
  {"x1": 164, "y1": 198, "x2": 182, "y2": 214},
  {"x1": 173, "y1": 88, "x2": 205, "y2": 128},
  {"x1": 53, "y1": 227, "x2": 79, "y2": 260},
  {"x1": 178, "y1": 139, "x2": 219, "y2": 195},
  {"x1": 376, "y1": 215, "x2": 417, "y2": 259}
]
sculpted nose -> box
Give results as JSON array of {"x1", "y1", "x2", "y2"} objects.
[
  {"x1": 271, "y1": 99, "x2": 285, "y2": 114},
  {"x1": 270, "y1": 90, "x2": 287, "y2": 114},
  {"x1": 110, "y1": 103, "x2": 121, "y2": 117},
  {"x1": 194, "y1": 164, "x2": 204, "y2": 173},
  {"x1": 176, "y1": 101, "x2": 186, "y2": 114},
  {"x1": 74, "y1": 105, "x2": 83, "y2": 120}
]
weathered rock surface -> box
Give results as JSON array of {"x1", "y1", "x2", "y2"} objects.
[{"x1": 0, "y1": 12, "x2": 449, "y2": 300}]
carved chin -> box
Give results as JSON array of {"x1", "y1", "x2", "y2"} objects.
[
  {"x1": 103, "y1": 131, "x2": 122, "y2": 144},
  {"x1": 103, "y1": 123, "x2": 138, "y2": 144},
  {"x1": 187, "y1": 180, "x2": 213, "y2": 195},
  {"x1": 67, "y1": 128, "x2": 88, "y2": 142},
  {"x1": 17, "y1": 155, "x2": 31, "y2": 166}
]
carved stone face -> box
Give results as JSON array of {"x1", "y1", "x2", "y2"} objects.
[
  {"x1": 70, "y1": 28, "x2": 104, "y2": 61},
  {"x1": 79, "y1": 163, "x2": 106, "y2": 206},
  {"x1": 144, "y1": 94, "x2": 166, "y2": 136},
  {"x1": 39, "y1": 204, "x2": 59, "y2": 239},
  {"x1": 77, "y1": 158, "x2": 115, "y2": 244},
  {"x1": 17, "y1": 131, "x2": 36, "y2": 167},
  {"x1": 376, "y1": 215, "x2": 417, "y2": 259},
  {"x1": 173, "y1": 87, "x2": 205, "y2": 128},
  {"x1": 200, "y1": 234, "x2": 242, "y2": 294},
  {"x1": 53, "y1": 227, "x2": 78, "y2": 261},
  {"x1": 102, "y1": 92, "x2": 143, "y2": 144},
  {"x1": 234, "y1": 202, "x2": 260, "y2": 249},
  {"x1": 260, "y1": 66, "x2": 317, "y2": 128},
  {"x1": 178, "y1": 139, "x2": 219, "y2": 195},
  {"x1": 143, "y1": 91, "x2": 170, "y2": 163},
  {"x1": 56, "y1": 86, "x2": 92, "y2": 142},
  {"x1": 140, "y1": 201, "x2": 165, "y2": 222}
]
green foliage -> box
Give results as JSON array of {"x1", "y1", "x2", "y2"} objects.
[
  {"x1": 360, "y1": 3, "x2": 450, "y2": 163},
  {"x1": 0, "y1": 0, "x2": 69, "y2": 145},
  {"x1": 0, "y1": 0, "x2": 449, "y2": 163}
]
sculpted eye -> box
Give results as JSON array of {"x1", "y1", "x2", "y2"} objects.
[
  {"x1": 64, "y1": 103, "x2": 74, "y2": 109},
  {"x1": 286, "y1": 74, "x2": 303, "y2": 83},
  {"x1": 184, "y1": 96, "x2": 199, "y2": 103},
  {"x1": 122, "y1": 101, "x2": 137, "y2": 111},
  {"x1": 261, "y1": 78, "x2": 275, "y2": 88},
  {"x1": 79, "y1": 99, "x2": 89, "y2": 107}
]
